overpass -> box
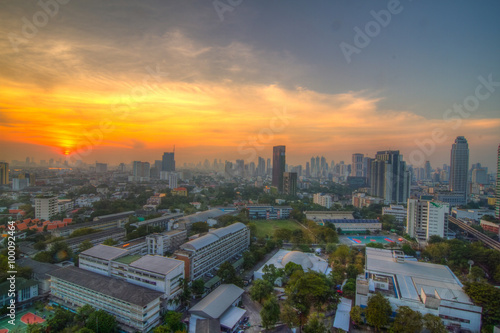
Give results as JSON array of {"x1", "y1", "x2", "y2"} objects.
[{"x1": 448, "y1": 216, "x2": 500, "y2": 251}]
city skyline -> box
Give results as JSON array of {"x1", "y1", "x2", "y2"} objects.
[{"x1": 0, "y1": 1, "x2": 499, "y2": 169}]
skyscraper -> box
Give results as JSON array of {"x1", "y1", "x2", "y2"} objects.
[
  {"x1": 369, "y1": 150, "x2": 410, "y2": 204},
  {"x1": 407, "y1": 199, "x2": 449, "y2": 242},
  {"x1": 272, "y1": 146, "x2": 286, "y2": 192},
  {"x1": 0, "y1": 162, "x2": 8, "y2": 185},
  {"x1": 162, "y1": 152, "x2": 175, "y2": 172},
  {"x1": 449, "y1": 136, "x2": 469, "y2": 204},
  {"x1": 283, "y1": 172, "x2": 297, "y2": 196},
  {"x1": 496, "y1": 144, "x2": 500, "y2": 218},
  {"x1": 351, "y1": 153, "x2": 364, "y2": 177},
  {"x1": 257, "y1": 157, "x2": 266, "y2": 176}
]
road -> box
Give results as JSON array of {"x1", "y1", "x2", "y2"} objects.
[{"x1": 241, "y1": 289, "x2": 263, "y2": 333}]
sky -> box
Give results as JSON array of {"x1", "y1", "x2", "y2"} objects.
[{"x1": 0, "y1": 0, "x2": 499, "y2": 170}]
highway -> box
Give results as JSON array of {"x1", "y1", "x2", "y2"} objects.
[{"x1": 448, "y1": 216, "x2": 500, "y2": 251}]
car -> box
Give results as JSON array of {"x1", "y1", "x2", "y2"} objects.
[{"x1": 242, "y1": 316, "x2": 249, "y2": 324}]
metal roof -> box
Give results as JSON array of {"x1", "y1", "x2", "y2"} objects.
[
  {"x1": 189, "y1": 284, "x2": 244, "y2": 319},
  {"x1": 129, "y1": 255, "x2": 183, "y2": 275},
  {"x1": 181, "y1": 223, "x2": 247, "y2": 251},
  {"x1": 80, "y1": 244, "x2": 129, "y2": 261},
  {"x1": 49, "y1": 266, "x2": 163, "y2": 306}
]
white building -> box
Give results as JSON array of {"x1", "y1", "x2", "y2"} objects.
[
  {"x1": 313, "y1": 193, "x2": 332, "y2": 209},
  {"x1": 451, "y1": 208, "x2": 496, "y2": 221},
  {"x1": 169, "y1": 172, "x2": 178, "y2": 189},
  {"x1": 49, "y1": 266, "x2": 163, "y2": 332},
  {"x1": 356, "y1": 248, "x2": 482, "y2": 332},
  {"x1": 35, "y1": 196, "x2": 58, "y2": 221},
  {"x1": 407, "y1": 199, "x2": 449, "y2": 242},
  {"x1": 79, "y1": 245, "x2": 185, "y2": 309},
  {"x1": 175, "y1": 223, "x2": 250, "y2": 281},
  {"x1": 382, "y1": 205, "x2": 407, "y2": 223},
  {"x1": 146, "y1": 229, "x2": 187, "y2": 255},
  {"x1": 254, "y1": 249, "x2": 330, "y2": 282},
  {"x1": 305, "y1": 211, "x2": 354, "y2": 221}
]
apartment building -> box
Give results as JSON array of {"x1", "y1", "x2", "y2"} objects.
[
  {"x1": 313, "y1": 193, "x2": 332, "y2": 209},
  {"x1": 382, "y1": 205, "x2": 407, "y2": 223},
  {"x1": 407, "y1": 199, "x2": 449, "y2": 242},
  {"x1": 49, "y1": 266, "x2": 163, "y2": 332},
  {"x1": 174, "y1": 223, "x2": 250, "y2": 281},
  {"x1": 35, "y1": 196, "x2": 58, "y2": 221}
]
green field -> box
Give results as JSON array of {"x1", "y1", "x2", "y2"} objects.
[{"x1": 251, "y1": 219, "x2": 303, "y2": 238}]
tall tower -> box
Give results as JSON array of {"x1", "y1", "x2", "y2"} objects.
[
  {"x1": 0, "y1": 162, "x2": 9, "y2": 185},
  {"x1": 370, "y1": 150, "x2": 409, "y2": 204},
  {"x1": 162, "y1": 152, "x2": 175, "y2": 172},
  {"x1": 496, "y1": 144, "x2": 500, "y2": 219},
  {"x1": 449, "y1": 136, "x2": 469, "y2": 204},
  {"x1": 351, "y1": 153, "x2": 364, "y2": 177},
  {"x1": 272, "y1": 146, "x2": 286, "y2": 192}
]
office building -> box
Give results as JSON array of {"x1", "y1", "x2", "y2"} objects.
[
  {"x1": 407, "y1": 199, "x2": 449, "y2": 242},
  {"x1": 162, "y1": 152, "x2": 175, "y2": 172},
  {"x1": 168, "y1": 172, "x2": 178, "y2": 189},
  {"x1": 471, "y1": 168, "x2": 488, "y2": 185},
  {"x1": 95, "y1": 162, "x2": 108, "y2": 173},
  {"x1": 351, "y1": 153, "x2": 364, "y2": 177},
  {"x1": 272, "y1": 145, "x2": 286, "y2": 192},
  {"x1": 283, "y1": 172, "x2": 297, "y2": 196},
  {"x1": 0, "y1": 162, "x2": 8, "y2": 185},
  {"x1": 369, "y1": 150, "x2": 410, "y2": 204},
  {"x1": 35, "y1": 196, "x2": 58, "y2": 221},
  {"x1": 497, "y1": 144, "x2": 500, "y2": 219},
  {"x1": 449, "y1": 136, "x2": 469, "y2": 205},
  {"x1": 49, "y1": 266, "x2": 163, "y2": 332},
  {"x1": 174, "y1": 223, "x2": 250, "y2": 281},
  {"x1": 356, "y1": 248, "x2": 481, "y2": 333}
]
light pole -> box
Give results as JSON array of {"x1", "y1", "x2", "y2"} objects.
[{"x1": 468, "y1": 260, "x2": 474, "y2": 276}]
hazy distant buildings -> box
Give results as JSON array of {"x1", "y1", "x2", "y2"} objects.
[
  {"x1": 449, "y1": 136, "x2": 469, "y2": 205},
  {"x1": 313, "y1": 193, "x2": 332, "y2": 209},
  {"x1": 272, "y1": 145, "x2": 286, "y2": 192},
  {"x1": 95, "y1": 162, "x2": 107, "y2": 173},
  {"x1": 168, "y1": 173, "x2": 178, "y2": 189},
  {"x1": 131, "y1": 161, "x2": 150, "y2": 181},
  {"x1": 283, "y1": 172, "x2": 297, "y2": 196},
  {"x1": 162, "y1": 152, "x2": 175, "y2": 172},
  {"x1": 497, "y1": 144, "x2": 500, "y2": 219},
  {"x1": 0, "y1": 162, "x2": 8, "y2": 185}
]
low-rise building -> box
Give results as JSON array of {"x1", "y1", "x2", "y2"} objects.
[
  {"x1": 451, "y1": 208, "x2": 496, "y2": 221},
  {"x1": 480, "y1": 220, "x2": 500, "y2": 234},
  {"x1": 382, "y1": 205, "x2": 407, "y2": 223},
  {"x1": 355, "y1": 248, "x2": 482, "y2": 332},
  {"x1": 246, "y1": 204, "x2": 292, "y2": 220},
  {"x1": 63, "y1": 227, "x2": 126, "y2": 252},
  {"x1": 323, "y1": 219, "x2": 381, "y2": 234},
  {"x1": 305, "y1": 211, "x2": 354, "y2": 221},
  {"x1": 49, "y1": 266, "x2": 163, "y2": 332},
  {"x1": 146, "y1": 229, "x2": 187, "y2": 255}
]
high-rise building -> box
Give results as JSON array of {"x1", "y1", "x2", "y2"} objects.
[
  {"x1": 0, "y1": 162, "x2": 9, "y2": 185},
  {"x1": 424, "y1": 161, "x2": 432, "y2": 180},
  {"x1": 449, "y1": 136, "x2": 469, "y2": 205},
  {"x1": 305, "y1": 162, "x2": 310, "y2": 178},
  {"x1": 272, "y1": 146, "x2": 286, "y2": 192},
  {"x1": 266, "y1": 158, "x2": 271, "y2": 176},
  {"x1": 35, "y1": 196, "x2": 58, "y2": 221},
  {"x1": 471, "y1": 168, "x2": 488, "y2": 185},
  {"x1": 496, "y1": 144, "x2": 500, "y2": 219},
  {"x1": 95, "y1": 162, "x2": 108, "y2": 173},
  {"x1": 407, "y1": 199, "x2": 449, "y2": 242},
  {"x1": 132, "y1": 161, "x2": 150, "y2": 181},
  {"x1": 162, "y1": 152, "x2": 175, "y2": 172},
  {"x1": 283, "y1": 172, "x2": 297, "y2": 196},
  {"x1": 257, "y1": 157, "x2": 266, "y2": 176},
  {"x1": 351, "y1": 153, "x2": 364, "y2": 177},
  {"x1": 168, "y1": 173, "x2": 178, "y2": 189},
  {"x1": 369, "y1": 150, "x2": 410, "y2": 204}
]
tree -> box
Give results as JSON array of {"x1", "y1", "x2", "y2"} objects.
[
  {"x1": 86, "y1": 310, "x2": 118, "y2": 333},
  {"x1": 303, "y1": 312, "x2": 327, "y2": 333},
  {"x1": 262, "y1": 264, "x2": 284, "y2": 285},
  {"x1": 280, "y1": 303, "x2": 300, "y2": 329},
  {"x1": 464, "y1": 282, "x2": 500, "y2": 326},
  {"x1": 331, "y1": 245, "x2": 350, "y2": 265},
  {"x1": 217, "y1": 261, "x2": 242, "y2": 286},
  {"x1": 33, "y1": 241, "x2": 46, "y2": 251},
  {"x1": 260, "y1": 297, "x2": 280, "y2": 330},
  {"x1": 164, "y1": 311, "x2": 184, "y2": 332},
  {"x1": 78, "y1": 240, "x2": 93, "y2": 253},
  {"x1": 350, "y1": 305, "x2": 364, "y2": 326},
  {"x1": 423, "y1": 313, "x2": 447, "y2": 333},
  {"x1": 401, "y1": 243, "x2": 416, "y2": 256},
  {"x1": 153, "y1": 325, "x2": 171, "y2": 333},
  {"x1": 469, "y1": 266, "x2": 485, "y2": 281},
  {"x1": 365, "y1": 293, "x2": 392, "y2": 332},
  {"x1": 191, "y1": 279, "x2": 205, "y2": 297},
  {"x1": 391, "y1": 306, "x2": 422, "y2": 333},
  {"x1": 46, "y1": 307, "x2": 75, "y2": 332},
  {"x1": 76, "y1": 304, "x2": 95, "y2": 324},
  {"x1": 102, "y1": 238, "x2": 117, "y2": 246},
  {"x1": 250, "y1": 279, "x2": 274, "y2": 303},
  {"x1": 190, "y1": 222, "x2": 210, "y2": 234}
]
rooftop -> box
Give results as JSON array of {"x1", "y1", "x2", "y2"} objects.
[
  {"x1": 189, "y1": 284, "x2": 244, "y2": 319},
  {"x1": 128, "y1": 255, "x2": 183, "y2": 275},
  {"x1": 49, "y1": 266, "x2": 163, "y2": 306},
  {"x1": 181, "y1": 222, "x2": 247, "y2": 251},
  {"x1": 80, "y1": 244, "x2": 129, "y2": 261},
  {"x1": 114, "y1": 254, "x2": 142, "y2": 265}
]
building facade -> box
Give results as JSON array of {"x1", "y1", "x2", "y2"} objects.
[
  {"x1": 382, "y1": 205, "x2": 407, "y2": 223},
  {"x1": 0, "y1": 162, "x2": 8, "y2": 185},
  {"x1": 35, "y1": 196, "x2": 58, "y2": 221},
  {"x1": 175, "y1": 223, "x2": 250, "y2": 281},
  {"x1": 283, "y1": 172, "x2": 297, "y2": 196},
  {"x1": 272, "y1": 145, "x2": 286, "y2": 192},
  {"x1": 146, "y1": 229, "x2": 187, "y2": 255},
  {"x1": 407, "y1": 199, "x2": 449, "y2": 242}
]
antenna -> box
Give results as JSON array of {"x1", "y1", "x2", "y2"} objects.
[{"x1": 173, "y1": 145, "x2": 175, "y2": 153}]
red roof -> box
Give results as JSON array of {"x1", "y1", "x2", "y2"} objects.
[
  {"x1": 9, "y1": 209, "x2": 26, "y2": 215},
  {"x1": 174, "y1": 187, "x2": 187, "y2": 191},
  {"x1": 63, "y1": 218, "x2": 73, "y2": 224},
  {"x1": 17, "y1": 223, "x2": 28, "y2": 231}
]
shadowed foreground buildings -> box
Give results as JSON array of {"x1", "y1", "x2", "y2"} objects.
[{"x1": 356, "y1": 248, "x2": 481, "y2": 332}]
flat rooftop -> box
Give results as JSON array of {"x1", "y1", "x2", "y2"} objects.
[
  {"x1": 129, "y1": 255, "x2": 183, "y2": 275},
  {"x1": 114, "y1": 254, "x2": 142, "y2": 265},
  {"x1": 80, "y1": 244, "x2": 129, "y2": 261}
]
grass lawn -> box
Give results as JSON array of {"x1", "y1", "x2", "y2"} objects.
[{"x1": 251, "y1": 219, "x2": 303, "y2": 239}]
